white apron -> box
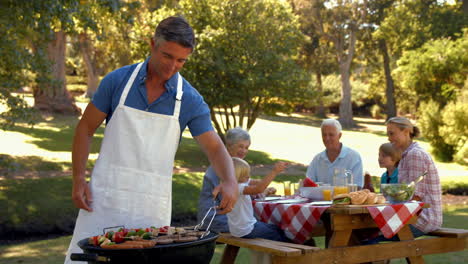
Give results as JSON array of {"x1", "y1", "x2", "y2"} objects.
[{"x1": 65, "y1": 63, "x2": 183, "y2": 263}]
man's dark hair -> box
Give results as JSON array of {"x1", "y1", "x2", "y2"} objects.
[{"x1": 154, "y1": 16, "x2": 196, "y2": 50}]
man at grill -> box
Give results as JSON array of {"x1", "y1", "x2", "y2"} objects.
[{"x1": 65, "y1": 16, "x2": 238, "y2": 263}]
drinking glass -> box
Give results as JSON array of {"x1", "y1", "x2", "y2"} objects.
[
  {"x1": 283, "y1": 181, "x2": 291, "y2": 196},
  {"x1": 322, "y1": 189, "x2": 332, "y2": 201}
]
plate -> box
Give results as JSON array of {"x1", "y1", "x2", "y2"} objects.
[
  {"x1": 255, "y1": 197, "x2": 282, "y2": 202},
  {"x1": 309, "y1": 201, "x2": 333, "y2": 206},
  {"x1": 271, "y1": 198, "x2": 309, "y2": 204}
]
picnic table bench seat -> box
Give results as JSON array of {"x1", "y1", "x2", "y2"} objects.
[
  {"x1": 217, "y1": 233, "x2": 319, "y2": 264},
  {"x1": 427, "y1": 227, "x2": 468, "y2": 238},
  {"x1": 216, "y1": 228, "x2": 468, "y2": 264}
]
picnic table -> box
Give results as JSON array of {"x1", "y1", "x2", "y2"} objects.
[
  {"x1": 219, "y1": 196, "x2": 467, "y2": 263},
  {"x1": 251, "y1": 197, "x2": 433, "y2": 263}
]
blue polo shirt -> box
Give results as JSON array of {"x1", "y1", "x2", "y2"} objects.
[
  {"x1": 381, "y1": 167, "x2": 399, "y2": 184},
  {"x1": 305, "y1": 144, "x2": 364, "y2": 187},
  {"x1": 92, "y1": 59, "x2": 213, "y2": 137}
]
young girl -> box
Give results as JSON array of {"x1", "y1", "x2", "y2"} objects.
[
  {"x1": 379, "y1": 142, "x2": 402, "y2": 184},
  {"x1": 227, "y1": 157, "x2": 289, "y2": 242}
]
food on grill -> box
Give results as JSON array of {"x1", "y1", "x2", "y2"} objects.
[
  {"x1": 88, "y1": 226, "x2": 207, "y2": 248},
  {"x1": 101, "y1": 242, "x2": 144, "y2": 249},
  {"x1": 174, "y1": 236, "x2": 198, "y2": 243}
]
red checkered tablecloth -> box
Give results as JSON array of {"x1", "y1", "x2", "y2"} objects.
[
  {"x1": 253, "y1": 199, "x2": 425, "y2": 243},
  {"x1": 253, "y1": 200, "x2": 329, "y2": 243},
  {"x1": 366, "y1": 202, "x2": 424, "y2": 239}
]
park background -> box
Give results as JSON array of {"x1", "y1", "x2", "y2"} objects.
[{"x1": 1, "y1": 0, "x2": 467, "y2": 263}]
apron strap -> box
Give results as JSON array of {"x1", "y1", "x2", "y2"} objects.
[
  {"x1": 173, "y1": 72, "x2": 183, "y2": 119},
  {"x1": 119, "y1": 62, "x2": 144, "y2": 107}
]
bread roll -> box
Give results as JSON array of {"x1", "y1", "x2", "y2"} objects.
[
  {"x1": 376, "y1": 194, "x2": 386, "y2": 204},
  {"x1": 349, "y1": 191, "x2": 367, "y2": 205},
  {"x1": 364, "y1": 192, "x2": 377, "y2": 204}
]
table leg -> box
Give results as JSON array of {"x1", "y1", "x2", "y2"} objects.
[
  {"x1": 220, "y1": 244, "x2": 240, "y2": 264},
  {"x1": 397, "y1": 225, "x2": 425, "y2": 264},
  {"x1": 329, "y1": 230, "x2": 353, "y2": 247}
]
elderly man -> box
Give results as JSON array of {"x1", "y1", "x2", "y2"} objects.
[{"x1": 306, "y1": 118, "x2": 363, "y2": 187}]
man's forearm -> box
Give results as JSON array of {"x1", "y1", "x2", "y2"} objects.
[
  {"x1": 72, "y1": 123, "x2": 92, "y2": 182},
  {"x1": 208, "y1": 145, "x2": 236, "y2": 184}
]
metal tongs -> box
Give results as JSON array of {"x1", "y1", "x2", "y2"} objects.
[
  {"x1": 408, "y1": 170, "x2": 427, "y2": 188},
  {"x1": 194, "y1": 199, "x2": 217, "y2": 239}
]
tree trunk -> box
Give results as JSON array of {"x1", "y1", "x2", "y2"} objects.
[
  {"x1": 33, "y1": 31, "x2": 81, "y2": 115},
  {"x1": 379, "y1": 39, "x2": 396, "y2": 120},
  {"x1": 315, "y1": 72, "x2": 326, "y2": 117},
  {"x1": 336, "y1": 28, "x2": 356, "y2": 128},
  {"x1": 78, "y1": 33, "x2": 100, "y2": 98},
  {"x1": 338, "y1": 62, "x2": 354, "y2": 128}
]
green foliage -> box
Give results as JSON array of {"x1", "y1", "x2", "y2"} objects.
[
  {"x1": 418, "y1": 100, "x2": 455, "y2": 162},
  {"x1": 441, "y1": 181, "x2": 468, "y2": 196},
  {"x1": 395, "y1": 33, "x2": 468, "y2": 107},
  {"x1": 179, "y1": 0, "x2": 310, "y2": 135},
  {"x1": 418, "y1": 81, "x2": 468, "y2": 164},
  {"x1": 439, "y1": 88, "x2": 468, "y2": 165}
]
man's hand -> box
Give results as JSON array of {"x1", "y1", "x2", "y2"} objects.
[
  {"x1": 212, "y1": 180, "x2": 238, "y2": 215},
  {"x1": 72, "y1": 178, "x2": 93, "y2": 212}
]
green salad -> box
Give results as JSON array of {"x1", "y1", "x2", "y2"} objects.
[{"x1": 381, "y1": 184, "x2": 415, "y2": 203}]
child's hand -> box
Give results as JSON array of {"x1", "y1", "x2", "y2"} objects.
[
  {"x1": 263, "y1": 187, "x2": 277, "y2": 196},
  {"x1": 272, "y1": 161, "x2": 288, "y2": 174}
]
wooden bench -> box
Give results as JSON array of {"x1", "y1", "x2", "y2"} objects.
[
  {"x1": 217, "y1": 228, "x2": 468, "y2": 264},
  {"x1": 428, "y1": 227, "x2": 468, "y2": 238},
  {"x1": 217, "y1": 233, "x2": 319, "y2": 264}
]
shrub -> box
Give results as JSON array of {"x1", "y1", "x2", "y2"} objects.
[
  {"x1": 439, "y1": 88, "x2": 468, "y2": 165},
  {"x1": 418, "y1": 100, "x2": 454, "y2": 162}
]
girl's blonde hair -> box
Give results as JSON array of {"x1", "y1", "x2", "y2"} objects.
[
  {"x1": 232, "y1": 157, "x2": 250, "y2": 182},
  {"x1": 379, "y1": 142, "x2": 402, "y2": 166}
]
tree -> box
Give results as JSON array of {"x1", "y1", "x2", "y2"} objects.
[
  {"x1": 395, "y1": 32, "x2": 468, "y2": 108},
  {"x1": 357, "y1": 0, "x2": 397, "y2": 119},
  {"x1": 375, "y1": 0, "x2": 467, "y2": 114},
  {"x1": 309, "y1": 0, "x2": 368, "y2": 128},
  {"x1": 290, "y1": 0, "x2": 338, "y2": 117},
  {"x1": 74, "y1": 1, "x2": 141, "y2": 98},
  {"x1": 180, "y1": 0, "x2": 310, "y2": 139}
]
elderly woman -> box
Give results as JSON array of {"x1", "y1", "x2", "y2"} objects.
[
  {"x1": 197, "y1": 127, "x2": 251, "y2": 233},
  {"x1": 198, "y1": 127, "x2": 281, "y2": 232},
  {"x1": 386, "y1": 117, "x2": 442, "y2": 236}
]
